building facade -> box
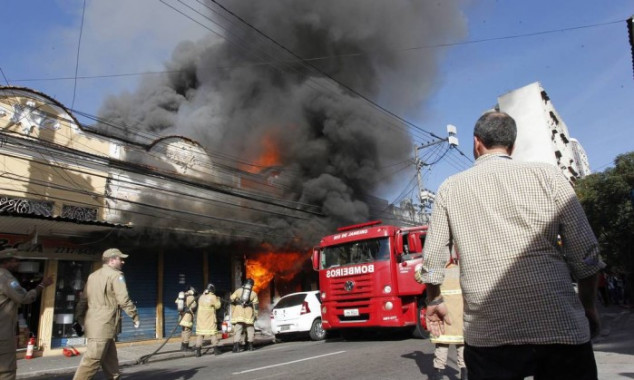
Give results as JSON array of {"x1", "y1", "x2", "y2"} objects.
[
  {"x1": 496, "y1": 82, "x2": 591, "y2": 183},
  {"x1": 0, "y1": 87, "x2": 238, "y2": 356}
]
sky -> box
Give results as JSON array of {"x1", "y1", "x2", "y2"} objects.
[{"x1": 1, "y1": 0, "x2": 633, "y2": 202}]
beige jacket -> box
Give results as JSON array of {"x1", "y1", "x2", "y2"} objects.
[
  {"x1": 195, "y1": 292, "x2": 221, "y2": 335},
  {"x1": 0, "y1": 268, "x2": 39, "y2": 353},
  {"x1": 230, "y1": 287, "x2": 258, "y2": 325},
  {"x1": 75, "y1": 264, "x2": 139, "y2": 339},
  {"x1": 176, "y1": 292, "x2": 197, "y2": 328},
  {"x1": 416, "y1": 263, "x2": 464, "y2": 345}
]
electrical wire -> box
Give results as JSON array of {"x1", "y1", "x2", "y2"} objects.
[{"x1": 71, "y1": 0, "x2": 87, "y2": 109}]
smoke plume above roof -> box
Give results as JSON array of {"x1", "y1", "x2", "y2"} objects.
[{"x1": 97, "y1": 0, "x2": 467, "y2": 247}]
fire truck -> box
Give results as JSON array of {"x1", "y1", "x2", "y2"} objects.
[{"x1": 311, "y1": 220, "x2": 428, "y2": 338}]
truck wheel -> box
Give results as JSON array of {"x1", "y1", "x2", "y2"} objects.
[
  {"x1": 414, "y1": 297, "x2": 429, "y2": 339},
  {"x1": 309, "y1": 318, "x2": 326, "y2": 341}
]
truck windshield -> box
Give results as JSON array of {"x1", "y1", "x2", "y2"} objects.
[{"x1": 321, "y1": 237, "x2": 390, "y2": 269}]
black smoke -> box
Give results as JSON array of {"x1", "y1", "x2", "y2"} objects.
[{"x1": 97, "y1": 0, "x2": 467, "y2": 248}]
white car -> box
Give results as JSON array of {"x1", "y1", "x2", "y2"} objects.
[{"x1": 270, "y1": 291, "x2": 326, "y2": 341}]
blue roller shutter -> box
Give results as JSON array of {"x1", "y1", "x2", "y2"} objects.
[
  {"x1": 119, "y1": 250, "x2": 158, "y2": 342},
  {"x1": 162, "y1": 250, "x2": 204, "y2": 337},
  {"x1": 208, "y1": 250, "x2": 232, "y2": 328},
  {"x1": 208, "y1": 250, "x2": 231, "y2": 296}
]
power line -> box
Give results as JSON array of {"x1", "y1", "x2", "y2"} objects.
[
  {"x1": 6, "y1": 18, "x2": 624, "y2": 84},
  {"x1": 71, "y1": 0, "x2": 87, "y2": 109}
]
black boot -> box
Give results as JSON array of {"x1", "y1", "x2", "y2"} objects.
[
  {"x1": 431, "y1": 368, "x2": 447, "y2": 380},
  {"x1": 232, "y1": 343, "x2": 240, "y2": 353},
  {"x1": 460, "y1": 367, "x2": 468, "y2": 380},
  {"x1": 195, "y1": 347, "x2": 202, "y2": 357},
  {"x1": 247, "y1": 342, "x2": 254, "y2": 351},
  {"x1": 214, "y1": 346, "x2": 222, "y2": 356},
  {"x1": 181, "y1": 342, "x2": 189, "y2": 352}
]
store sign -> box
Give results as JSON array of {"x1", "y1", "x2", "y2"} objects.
[{"x1": 0, "y1": 233, "x2": 100, "y2": 260}]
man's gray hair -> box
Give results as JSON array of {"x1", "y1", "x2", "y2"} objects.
[{"x1": 474, "y1": 111, "x2": 517, "y2": 149}]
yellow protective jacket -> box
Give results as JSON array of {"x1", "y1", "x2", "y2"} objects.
[
  {"x1": 230, "y1": 287, "x2": 258, "y2": 325},
  {"x1": 75, "y1": 264, "x2": 139, "y2": 339},
  {"x1": 416, "y1": 263, "x2": 464, "y2": 345},
  {"x1": 176, "y1": 291, "x2": 197, "y2": 328},
  {"x1": 195, "y1": 292, "x2": 221, "y2": 335},
  {"x1": 0, "y1": 268, "x2": 39, "y2": 354}
]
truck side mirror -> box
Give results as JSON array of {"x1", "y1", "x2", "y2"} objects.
[
  {"x1": 395, "y1": 231, "x2": 404, "y2": 255},
  {"x1": 408, "y1": 233, "x2": 422, "y2": 253},
  {"x1": 312, "y1": 247, "x2": 320, "y2": 271}
]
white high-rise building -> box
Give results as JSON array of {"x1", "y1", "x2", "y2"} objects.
[
  {"x1": 496, "y1": 82, "x2": 591, "y2": 183},
  {"x1": 569, "y1": 138, "x2": 592, "y2": 178}
]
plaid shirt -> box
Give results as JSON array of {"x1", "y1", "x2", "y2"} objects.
[{"x1": 420, "y1": 153, "x2": 604, "y2": 346}]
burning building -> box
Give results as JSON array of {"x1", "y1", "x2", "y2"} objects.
[{"x1": 0, "y1": 0, "x2": 468, "y2": 354}]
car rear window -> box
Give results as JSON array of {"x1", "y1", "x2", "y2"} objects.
[{"x1": 274, "y1": 294, "x2": 307, "y2": 309}]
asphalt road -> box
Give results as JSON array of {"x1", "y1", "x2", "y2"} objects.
[
  {"x1": 32, "y1": 335, "x2": 450, "y2": 380},
  {"x1": 27, "y1": 305, "x2": 634, "y2": 380}
]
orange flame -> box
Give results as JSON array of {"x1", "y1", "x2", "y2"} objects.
[
  {"x1": 246, "y1": 249, "x2": 310, "y2": 293},
  {"x1": 243, "y1": 134, "x2": 281, "y2": 173}
]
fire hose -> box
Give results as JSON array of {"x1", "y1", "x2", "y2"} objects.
[{"x1": 137, "y1": 297, "x2": 196, "y2": 365}]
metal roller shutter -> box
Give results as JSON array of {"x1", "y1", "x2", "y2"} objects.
[
  {"x1": 208, "y1": 250, "x2": 232, "y2": 328},
  {"x1": 162, "y1": 250, "x2": 204, "y2": 337},
  {"x1": 119, "y1": 250, "x2": 158, "y2": 342}
]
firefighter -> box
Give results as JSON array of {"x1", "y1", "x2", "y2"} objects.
[
  {"x1": 416, "y1": 253, "x2": 467, "y2": 380},
  {"x1": 175, "y1": 285, "x2": 198, "y2": 351},
  {"x1": 194, "y1": 283, "x2": 222, "y2": 357},
  {"x1": 0, "y1": 248, "x2": 53, "y2": 380},
  {"x1": 230, "y1": 278, "x2": 259, "y2": 353}
]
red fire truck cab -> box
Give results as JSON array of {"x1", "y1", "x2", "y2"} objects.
[{"x1": 312, "y1": 220, "x2": 428, "y2": 337}]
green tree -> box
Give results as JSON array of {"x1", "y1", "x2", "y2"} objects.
[{"x1": 576, "y1": 152, "x2": 634, "y2": 304}]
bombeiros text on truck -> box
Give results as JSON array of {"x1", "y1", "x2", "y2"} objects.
[{"x1": 311, "y1": 220, "x2": 428, "y2": 338}]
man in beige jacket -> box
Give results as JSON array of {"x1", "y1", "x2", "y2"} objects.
[
  {"x1": 73, "y1": 248, "x2": 139, "y2": 380},
  {"x1": 194, "y1": 283, "x2": 222, "y2": 357},
  {"x1": 0, "y1": 248, "x2": 53, "y2": 380},
  {"x1": 230, "y1": 278, "x2": 258, "y2": 353}
]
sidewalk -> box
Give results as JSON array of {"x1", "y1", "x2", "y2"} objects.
[
  {"x1": 592, "y1": 303, "x2": 634, "y2": 379},
  {"x1": 16, "y1": 332, "x2": 275, "y2": 379}
]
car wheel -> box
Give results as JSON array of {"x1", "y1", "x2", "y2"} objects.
[{"x1": 309, "y1": 318, "x2": 326, "y2": 341}]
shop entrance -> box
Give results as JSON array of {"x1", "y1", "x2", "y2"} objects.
[
  {"x1": 15, "y1": 259, "x2": 45, "y2": 349},
  {"x1": 51, "y1": 260, "x2": 92, "y2": 348}
]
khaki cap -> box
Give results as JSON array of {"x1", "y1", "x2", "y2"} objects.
[
  {"x1": 102, "y1": 248, "x2": 129, "y2": 259},
  {"x1": 0, "y1": 248, "x2": 23, "y2": 260}
]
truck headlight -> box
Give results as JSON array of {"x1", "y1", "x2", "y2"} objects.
[
  {"x1": 322, "y1": 306, "x2": 327, "y2": 314},
  {"x1": 321, "y1": 291, "x2": 326, "y2": 299},
  {"x1": 384, "y1": 301, "x2": 393, "y2": 311},
  {"x1": 383, "y1": 285, "x2": 392, "y2": 294}
]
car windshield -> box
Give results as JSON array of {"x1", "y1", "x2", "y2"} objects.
[
  {"x1": 273, "y1": 293, "x2": 306, "y2": 309},
  {"x1": 321, "y1": 237, "x2": 390, "y2": 269}
]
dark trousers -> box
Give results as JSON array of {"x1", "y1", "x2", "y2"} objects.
[{"x1": 464, "y1": 342, "x2": 597, "y2": 380}]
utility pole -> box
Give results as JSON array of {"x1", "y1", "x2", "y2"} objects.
[{"x1": 413, "y1": 124, "x2": 459, "y2": 222}]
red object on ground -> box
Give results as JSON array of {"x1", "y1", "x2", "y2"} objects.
[{"x1": 25, "y1": 337, "x2": 35, "y2": 359}]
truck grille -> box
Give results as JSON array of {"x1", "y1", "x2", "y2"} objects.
[
  {"x1": 329, "y1": 273, "x2": 373, "y2": 299},
  {"x1": 327, "y1": 273, "x2": 373, "y2": 323}
]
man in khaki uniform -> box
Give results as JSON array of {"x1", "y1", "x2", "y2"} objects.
[
  {"x1": 0, "y1": 248, "x2": 53, "y2": 380},
  {"x1": 194, "y1": 283, "x2": 222, "y2": 357},
  {"x1": 175, "y1": 286, "x2": 197, "y2": 351},
  {"x1": 73, "y1": 248, "x2": 139, "y2": 380},
  {"x1": 416, "y1": 256, "x2": 466, "y2": 380},
  {"x1": 230, "y1": 278, "x2": 258, "y2": 353}
]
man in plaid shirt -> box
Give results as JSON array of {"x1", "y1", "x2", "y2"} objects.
[{"x1": 419, "y1": 111, "x2": 603, "y2": 380}]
